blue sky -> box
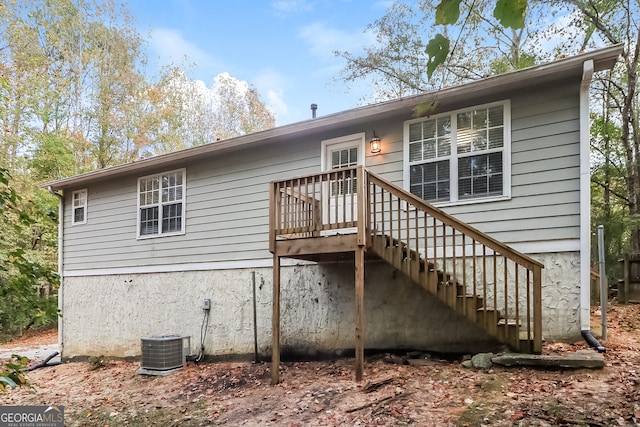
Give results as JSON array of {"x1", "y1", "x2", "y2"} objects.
[{"x1": 127, "y1": 0, "x2": 393, "y2": 125}]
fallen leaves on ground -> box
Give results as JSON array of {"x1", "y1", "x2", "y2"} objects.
[{"x1": 1, "y1": 303, "x2": 639, "y2": 426}]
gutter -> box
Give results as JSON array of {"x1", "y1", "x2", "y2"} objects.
[
  {"x1": 579, "y1": 60, "x2": 605, "y2": 353},
  {"x1": 47, "y1": 186, "x2": 64, "y2": 358}
]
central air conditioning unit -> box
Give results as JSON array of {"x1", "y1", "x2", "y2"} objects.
[{"x1": 139, "y1": 335, "x2": 190, "y2": 374}]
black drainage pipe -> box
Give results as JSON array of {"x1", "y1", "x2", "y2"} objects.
[
  {"x1": 581, "y1": 330, "x2": 606, "y2": 353},
  {"x1": 27, "y1": 351, "x2": 62, "y2": 371}
]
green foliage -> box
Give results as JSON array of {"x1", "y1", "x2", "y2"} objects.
[
  {"x1": 493, "y1": 0, "x2": 527, "y2": 29},
  {"x1": 413, "y1": 100, "x2": 439, "y2": 118},
  {"x1": 425, "y1": 34, "x2": 450, "y2": 79},
  {"x1": 426, "y1": 0, "x2": 529, "y2": 79},
  {"x1": 0, "y1": 168, "x2": 59, "y2": 342},
  {"x1": 489, "y1": 51, "x2": 537, "y2": 74},
  {"x1": 435, "y1": 0, "x2": 463, "y2": 25},
  {"x1": 0, "y1": 0, "x2": 275, "y2": 344},
  {"x1": 29, "y1": 132, "x2": 75, "y2": 181},
  {"x1": 88, "y1": 355, "x2": 109, "y2": 370},
  {"x1": 0, "y1": 0, "x2": 275, "y2": 171},
  {"x1": 0, "y1": 167, "x2": 20, "y2": 213},
  {"x1": 590, "y1": 111, "x2": 629, "y2": 279},
  {"x1": 336, "y1": 1, "x2": 553, "y2": 102},
  {"x1": 0, "y1": 354, "x2": 30, "y2": 392}
]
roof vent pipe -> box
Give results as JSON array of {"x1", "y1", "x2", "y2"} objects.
[{"x1": 311, "y1": 103, "x2": 317, "y2": 118}]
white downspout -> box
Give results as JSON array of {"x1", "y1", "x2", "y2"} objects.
[
  {"x1": 48, "y1": 186, "x2": 64, "y2": 358},
  {"x1": 579, "y1": 60, "x2": 594, "y2": 332}
]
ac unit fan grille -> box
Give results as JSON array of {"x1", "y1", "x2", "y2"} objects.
[{"x1": 141, "y1": 336, "x2": 187, "y2": 371}]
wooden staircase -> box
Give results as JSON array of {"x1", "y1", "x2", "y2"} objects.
[
  {"x1": 366, "y1": 169, "x2": 543, "y2": 354},
  {"x1": 370, "y1": 234, "x2": 533, "y2": 353},
  {"x1": 269, "y1": 165, "x2": 543, "y2": 382}
]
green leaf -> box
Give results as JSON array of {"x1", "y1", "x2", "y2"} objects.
[
  {"x1": 413, "y1": 100, "x2": 439, "y2": 118},
  {"x1": 0, "y1": 376, "x2": 17, "y2": 389},
  {"x1": 425, "y1": 33, "x2": 450, "y2": 79},
  {"x1": 493, "y1": 0, "x2": 527, "y2": 29},
  {"x1": 435, "y1": 0, "x2": 462, "y2": 25},
  {"x1": 12, "y1": 355, "x2": 30, "y2": 366}
]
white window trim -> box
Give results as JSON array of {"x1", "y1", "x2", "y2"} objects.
[
  {"x1": 136, "y1": 168, "x2": 186, "y2": 239},
  {"x1": 71, "y1": 189, "x2": 88, "y2": 225},
  {"x1": 403, "y1": 100, "x2": 512, "y2": 207},
  {"x1": 320, "y1": 132, "x2": 365, "y2": 171}
]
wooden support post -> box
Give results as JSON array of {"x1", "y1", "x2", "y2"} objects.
[
  {"x1": 355, "y1": 245, "x2": 365, "y2": 381},
  {"x1": 532, "y1": 266, "x2": 542, "y2": 354},
  {"x1": 269, "y1": 182, "x2": 278, "y2": 254},
  {"x1": 271, "y1": 254, "x2": 281, "y2": 385},
  {"x1": 356, "y1": 166, "x2": 367, "y2": 247}
]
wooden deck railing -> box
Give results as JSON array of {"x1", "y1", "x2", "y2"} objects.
[
  {"x1": 269, "y1": 166, "x2": 543, "y2": 352},
  {"x1": 269, "y1": 166, "x2": 367, "y2": 251}
]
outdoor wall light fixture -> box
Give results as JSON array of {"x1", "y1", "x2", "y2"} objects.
[{"x1": 370, "y1": 131, "x2": 382, "y2": 154}]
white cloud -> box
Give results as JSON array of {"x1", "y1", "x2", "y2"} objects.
[
  {"x1": 372, "y1": 1, "x2": 395, "y2": 9},
  {"x1": 298, "y1": 21, "x2": 374, "y2": 61},
  {"x1": 267, "y1": 88, "x2": 288, "y2": 118},
  {"x1": 271, "y1": 0, "x2": 315, "y2": 17},
  {"x1": 213, "y1": 71, "x2": 250, "y2": 92},
  {"x1": 253, "y1": 69, "x2": 289, "y2": 118},
  {"x1": 148, "y1": 27, "x2": 219, "y2": 72}
]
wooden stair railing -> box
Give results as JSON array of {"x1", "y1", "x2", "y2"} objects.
[
  {"x1": 269, "y1": 166, "x2": 543, "y2": 353},
  {"x1": 365, "y1": 169, "x2": 543, "y2": 353}
]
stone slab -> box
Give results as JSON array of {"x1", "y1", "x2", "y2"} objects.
[{"x1": 491, "y1": 350, "x2": 605, "y2": 369}]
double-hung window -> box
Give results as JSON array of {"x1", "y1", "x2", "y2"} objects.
[
  {"x1": 137, "y1": 169, "x2": 185, "y2": 237},
  {"x1": 71, "y1": 189, "x2": 87, "y2": 225},
  {"x1": 406, "y1": 101, "x2": 509, "y2": 204}
]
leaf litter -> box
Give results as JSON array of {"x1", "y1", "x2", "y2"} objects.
[{"x1": 1, "y1": 303, "x2": 639, "y2": 426}]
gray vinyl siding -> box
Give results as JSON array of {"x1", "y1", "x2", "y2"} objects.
[
  {"x1": 370, "y1": 79, "x2": 582, "y2": 248},
  {"x1": 63, "y1": 140, "x2": 321, "y2": 271},
  {"x1": 63, "y1": 79, "x2": 582, "y2": 272},
  {"x1": 443, "y1": 80, "x2": 581, "y2": 246}
]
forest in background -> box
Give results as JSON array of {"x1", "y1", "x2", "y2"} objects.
[
  {"x1": 0, "y1": 0, "x2": 276, "y2": 340},
  {"x1": 0, "y1": 0, "x2": 637, "y2": 341}
]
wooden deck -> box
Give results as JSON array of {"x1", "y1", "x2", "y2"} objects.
[{"x1": 269, "y1": 166, "x2": 543, "y2": 384}]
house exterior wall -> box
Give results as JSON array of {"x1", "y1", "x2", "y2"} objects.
[
  {"x1": 62, "y1": 80, "x2": 580, "y2": 274},
  {"x1": 364, "y1": 79, "x2": 581, "y2": 251},
  {"x1": 60, "y1": 251, "x2": 580, "y2": 359},
  {"x1": 59, "y1": 78, "x2": 584, "y2": 357},
  {"x1": 61, "y1": 262, "x2": 502, "y2": 359}
]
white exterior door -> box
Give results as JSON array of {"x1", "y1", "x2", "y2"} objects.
[{"x1": 321, "y1": 133, "x2": 365, "y2": 226}]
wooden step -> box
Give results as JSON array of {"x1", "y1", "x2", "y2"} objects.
[
  {"x1": 515, "y1": 327, "x2": 537, "y2": 353},
  {"x1": 476, "y1": 308, "x2": 501, "y2": 336},
  {"x1": 516, "y1": 339, "x2": 537, "y2": 354},
  {"x1": 371, "y1": 233, "x2": 531, "y2": 353},
  {"x1": 437, "y1": 280, "x2": 458, "y2": 308},
  {"x1": 456, "y1": 295, "x2": 484, "y2": 320},
  {"x1": 496, "y1": 320, "x2": 520, "y2": 348}
]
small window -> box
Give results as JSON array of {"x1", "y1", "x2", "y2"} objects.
[
  {"x1": 71, "y1": 189, "x2": 87, "y2": 225},
  {"x1": 137, "y1": 169, "x2": 185, "y2": 238}
]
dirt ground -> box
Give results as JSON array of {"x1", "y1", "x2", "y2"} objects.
[{"x1": 1, "y1": 304, "x2": 639, "y2": 427}]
